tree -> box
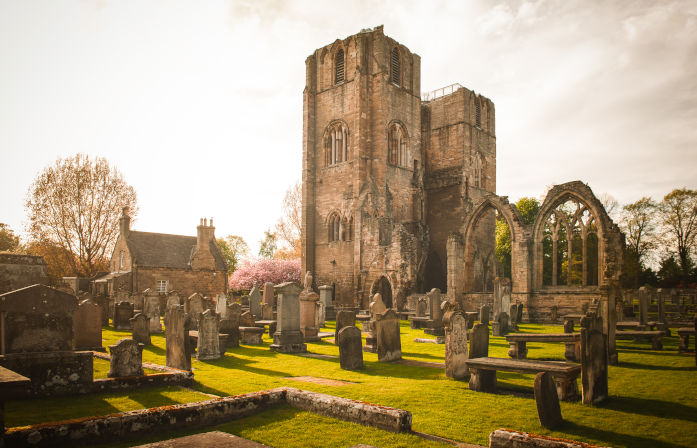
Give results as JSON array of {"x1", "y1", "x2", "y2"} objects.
[
  {"x1": 495, "y1": 197, "x2": 540, "y2": 279},
  {"x1": 228, "y1": 258, "x2": 302, "y2": 290},
  {"x1": 659, "y1": 188, "x2": 697, "y2": 280},
  {"x1": 274, "y1": 181, "x2": 301, "y2": 258},
  {"x1": 25, "y1": 154, "x2": 137, "y2": 277},
  {"x1": 598, "y1": 192, "x2": 619, "y2": 220},
  {"x1": 0, "y1": 223, "x2": 21, "y2": 252},
  {"x1": 515, "y1": 197, "x2": 540, "y2": 225},
  {"x1": 619, "y1": 197, "x2": 658, "y2": 287},
  {"x1": 216, "y1": 235, "x2": 250, "y2": 273},
  {"x1": 258, "y1": 228, "x2": 277, "y2": 258},
  {"x1": 25, "y1": 239, "x2": 77, "y2": 285}
]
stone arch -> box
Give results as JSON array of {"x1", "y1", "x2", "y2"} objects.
[
  {"x1": 325, "y1": 209, "x2": 343, "y2": 243},
  {"x1": 370, "y1": 274, "x2": 393, "y2": 309},
  {"x1": 386, "y1": 120, "x2": 409, "y2": 168},
  {"x1": 323, "y1": 119, "x2": 350, "y2": 166},
  {"x1": 532, "y1": 181, "x2": 621, "y2": 289}
]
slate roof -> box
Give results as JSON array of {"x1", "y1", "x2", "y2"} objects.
[{"x1": 125, "y1": 231, "x2": 227, "y2": 271}]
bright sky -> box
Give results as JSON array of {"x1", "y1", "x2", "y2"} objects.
[{"x1": 1, "y1": 0, "x2": 696, "y2": 255}]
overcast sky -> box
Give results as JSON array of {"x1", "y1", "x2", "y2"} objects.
[{"x1": 1, "y1": 0, "x2": 696, "y2": 255}]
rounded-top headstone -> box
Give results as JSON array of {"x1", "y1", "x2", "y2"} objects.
[{"x1": 534, "y1": 371, "x2": 563, "y2": 429}]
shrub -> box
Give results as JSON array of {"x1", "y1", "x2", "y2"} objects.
[{"x1": 228, "y1": 258, "x2": 301, "y2": 290}]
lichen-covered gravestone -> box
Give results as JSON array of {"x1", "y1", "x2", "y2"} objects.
[
  {"x1": 108, "y1": 338, "x2": 144, "y2": 377},
  {"x1": 534, "y1": 371, "x2": 563, "y2": 429},
  {"x1": 376, "y1": 309, "x2": 401, "y2": 362},
  {"x1": 335, "y1": 309, "x2": 356, "y2": 345},
  {"x1": 444, "y1": 311, "x2": 468, "y2": 379},
  {"x1": 143, "y1": 292, "x2": 162, "y2": 333},
  {"x1": 165, "y1": 306, "x2": 191, "y2": 371},
  {"x1": 130, "y1": 313, "x2": 151, "y2": 345},
  {"x1": 220, "y1": 303, "x2": 241, "y2": 348},
  {"x1": 338, "y1": 326, "x2": 363, "y2": 370},
  {"x1": 270, "y1": 282, "x2": 306, "y2": 353},
  {"x1": 113, "y1": 301, "x2": 134, "y2": 330},
  {"x1": 73, "y1": 298, "x2": 103, "y2": 351},
  {"x1": 197, "y1": 309, "x2": 221, "y2": 360},
  {"x1": 185, "y1": 293, "x2": 204, "y2": 330},
  {"x1": 580, "y1": 313, "x2": 608, "y2": 405}
]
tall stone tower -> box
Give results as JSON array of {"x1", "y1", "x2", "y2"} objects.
[{"x1": 302, "y1": 26, "x2": 495, "y2": 309}]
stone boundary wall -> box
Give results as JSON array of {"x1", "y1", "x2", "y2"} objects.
[
  {"x1": 4, "y1": 388, "x2": 412, "y2": 447},
  {"x1": 489, "y1": 429, "x2": 610, "y2": 448}
]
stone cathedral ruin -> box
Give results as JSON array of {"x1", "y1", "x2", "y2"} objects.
[{"x1": 301, "y1": 26, "x2": 624, "y2": 319}]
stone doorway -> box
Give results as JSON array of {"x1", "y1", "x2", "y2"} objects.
[{"x1": 371, "y1": 276, "x2": 393, "y2": 309}]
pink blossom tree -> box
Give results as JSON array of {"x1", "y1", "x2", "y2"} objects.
[{"x1": 228, "y1": 258, "x2": 301, "y2": 290}]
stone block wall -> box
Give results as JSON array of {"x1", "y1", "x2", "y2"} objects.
[{"x1": 0, "y1": 254, "x2": 48, "y2": 294}]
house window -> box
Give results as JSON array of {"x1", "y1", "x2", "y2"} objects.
[
  {"x1": 335, "y1": 49, "x2": 345, "y2": 84},
  {"x1": 325, "y1": 122, "x2": 348, "y2": 166},
  {"x1": 388, "y1": 123, "x2": 408, "y2": 167},
  {"x1": 119, "y1": 251, "x2": 125, "y2": 269},
  {"x1": 157, "y1": 280, "x2": 168, "y2": 294},
  {"x1": 390, "y1": 47, "x2": 400, "y2": 85}
]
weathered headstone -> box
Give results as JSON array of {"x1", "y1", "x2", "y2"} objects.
[
  {"x1": 215, "y1": 293, "x2": 229, "y2": 318},
  {"x1": 509, "y1": 304, "x2": 518, "y2": 330},
  {"x1": 492, "y1": 277, "x2": 511, "y2": 336},
  {"x1": 144, "y1": 292, "x2": 162, "y2": 333},
  {"x1": 220, "y1": 303, "x2": 241, "y2": 348},
  {"x1": 132, "y1": 291, "x2": 145, "y2": 311},
  {"x1": 637, "y1": 287, "x2": 649, "y2": 326},
  {"x1": 580, "y1": 313, "x2": 608, "y2": 405},
  {"x1": 197, "y1": 309, "x2": 221, "y2": 360},
  {"x1": 376, "y1": 309, "x2": 401, "y2": 362},
  {"x1": 262, "y1": 282, "x2": 275, "y2": 306},
  {"x1": 185, "y1": 293, "x2": 204, "y2": 330},
  {"x1": 444, "y1": 311, "x2": 468, "y2": 379},
  {"x1": 74, "y1": 298, "x2": 103, "y2": 351},
  {"x1": 240, "y1": 311, "x2": 255, "y2": 327},
  {"x1": 338, "y1": 326, "x2": 363, "y2": 370},
  {"x1": 469, "y1": 322, "x2": 489, "y2": 359},
  {"x1": 108, "y1": 338, "x2": 144, "y2": 377},
  {"x1": 113, "y1": 301, "x2": 134, "y2": 330},
  {"x1": 316, "y1": 300, "x2": 326, "y2": 328},
  {"x1": 534, "y1": 372, "x2": 563, "y2": 429},
  {"x1": 416, "y1": 298, "x2": 427, "y2": 317},
  {"x1": 165, "y1": 306, "x2": 191, "y2": 371},
  {"x1": 335, "y1": 309, "x2": 356, "y2": 344},
  {"x1": 424, "y1": 288, "x2": 445, "y2": 336},
  {"x1": 270, "y1": 282, "x2": 306, "y2": 353},
  {"x1": 370, "y1": 292, "x2": 387, "y2": 317},
  {"x1": 563, "y1": 320, "x2": 574, "y2": 333},
  {"x1": 249, "y1": 283, "x2": 262, "y2": 319},
  {"x1": 166, "y1": 293, "x2": 181, "y2": 310},
  {"x1": 364, "y1": 293, "x2": 386, "y2": 353},
  {"x1": 479, "y1": 304, "x2": 490, "y2": 326},
  {"x1": 517, "y1": 302, "x2": 524, "y2": 323},
  {"x1": 261, "y1": 303, "x2": 274, "y2": 320},
  {"x1": 319, "y1": 285, "x2": 335, "y2": 320},
  {"x1": 694, "y1": 315, "x2": 697, "y2": 367},
  {"x1": 493, "y1": 312, "x2": 509, "y2": 337},
  {"x1": 299, "y1": 275, "x2": 320, "y2": 342},
  {"x1": 130, "y1": 313, "x2": 151, "y2": 345},
  {"x1": 240, "y1": 326, "x2": 264, "y2": 345}
]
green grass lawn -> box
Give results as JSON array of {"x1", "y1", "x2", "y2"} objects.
[{"x1": 6, "y1": 320, "x2": 697, "y2": 448}]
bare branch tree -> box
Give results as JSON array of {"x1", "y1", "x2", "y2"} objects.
[{"x1": 274, "y1": 181, "x2": 301, "y2": 255}]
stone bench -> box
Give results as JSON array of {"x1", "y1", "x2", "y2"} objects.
[
  {"x1": 239, "y1": 326, "x2": 265, "y2": 345},
  {"x1": 616, "y1": 321, "x2": 659, "y2": 331},
  {"x1": 408, "y1": 316, "x2": 429, "y2": 329},
  {"x1": 615, "y1": 330, "x2": 664, "y2": 350},
  {"x1": 254, "y1": 319, "x2": 277, "y2": 337},
  {"x1": 505, "y1": 333, "x2": 581, "y2": 362},
  {"x1": 465, "y1": 357, "x2": 581, "y2": 401},
  {"x1": 677, "y1": 327, "x2": 695, "y2": 352}
]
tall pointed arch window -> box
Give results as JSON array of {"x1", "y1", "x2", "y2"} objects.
[
  {"x1": 335, "y1": 49, "x2": 345, "y2": 84},
  {"x1": 328, "y1": 212, "x2": 342, "y2": 242},
  {"x1": 475, "y1": 97, "x2": 482, "y2": 128},
  {"x1": 473, "y1": 153, "x2": 483, "y2": 188},
  {"x1": 324, "y1": 122, "x2": 348, "y2": 166},
  {"x1": 388, "y1": 123, "x2": 408, "y2": 167},
  {"x1": 390, "y1": 47, "x2": 400, "y2": 85}
]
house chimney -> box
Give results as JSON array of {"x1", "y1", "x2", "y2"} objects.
[
  {"x1": 192, "y1": 217, "x2": 217, "y2": 270},
  {"x1": 119, "y1": 207, "x2": 131, "y2": 237}
]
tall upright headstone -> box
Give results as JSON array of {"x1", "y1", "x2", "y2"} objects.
[
  {"x1": 113, "y1": 301, "x2": 134, "y2": 330},
  {"x1": 364, "y1": 293, "x2": 386, "y2": 353},
  {"x1": 319, "y1": 285, "x2": 335, "y2": 320},
  {"x1": 270, "y1": 282, "x2": 306, "y2": 353},
  {"x1": 261, "y1": 303, "x2": 274, "y2": 320},
  {"x1": 262, "y1": 282, "x2": 275, "y2": 306},
  {"x1": 416, "y1": 298, "x2": 427, "y2": 317},
  {"x1": 130, "y1": 313, "x2": 151, "y2": 345},
  {"x1": 637, "y1": 286, "x2": 649, "y2": 326},
  {"x1": 335, "y1": 309, "x2": 356, "y2": 345},
  {"x1": 249, "y1": 283, "x2": 262, "y2": 319},
  {"x1": 197, "y1": 309, "x2": 222, "y2": 360},
  {"x1": 215, "y1": 293, "x2": 229, "y2": 319},
  {"x1": 108, "y1": 338, "x2": 144, "y2": 377},
  {"x1": 166, "y1": 293, "x2": 181, "y2": 310},
  {"x1": 534, "y1": 372, "x2": 563, "y2": 429},
  {"x1": 220, "y1": 303, "x2": 241, "y2": 348},
  {"x1": 73, "y1": 298, "x2": 103, "y2": 351},
  {"x1": 444, "y1": 311, "x2": 468, "y2": 379},
  {"x1": 165, "y1": 306, "x2": 191, "y2": 371},
  {"x1": 338, "y1": 326, "x2": 363, "y2": 370},
  {"x1": 299, "y1": 271, "x2": 320, "y2": 341},
  {"x1": 185, "y1": 293, "x2": 204, "y2": 330},
  {"x1": 376, "y1": 309, "x2": 401, "y2": 362},
  {"x1": 580, "y1": 313, "x2": 608, "y2": 405},
  {"x1": 144, "y1": 291, "x2": 163, "y2": 333},
  {"x1": 469, "y1": 323, "x2": 489, "y2": 359},
  {"x1": 479, "y1": 304, "x2": 490, "y2": 326},
  {"x1": 493, "y1": 277, "x2": 511, "y2": 336},
  {"x1": 424, "y1": 288, "x2": 444, "y2": 336}
]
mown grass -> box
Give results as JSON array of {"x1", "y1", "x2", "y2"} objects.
[{"x1": 6, "y1": 319, "x2": 697, "y2": 448}]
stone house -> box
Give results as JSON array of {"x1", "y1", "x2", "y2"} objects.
[
  {"x1": 98, "y1": 208, "x2": 228, "y2": 298},
  {"x1": 301, "y1": 26, "x2": 623, "y2": 318}
]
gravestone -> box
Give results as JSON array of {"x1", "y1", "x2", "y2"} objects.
[
  {"x1": 262, "y1": 282, "x2": 275, "y2": 306},
  {"x1": 364, "y1": 293, "x2": 386, "y2": 353},
  {"x1": 316, "y1": 300, "x2": 326, "y2": 328},
  {"x1": 580, "y1": 313, "x2": 608, "y2": 405},
  {"x1": 370, "y1": 292, "x2": 387, "y2": 317},
  {"x1": 444, "y1": 311, "x2": 468, "y2": 379},
  {"x1": 132, "y1": 291, "x2": 145, "y2": 311},
  {"x1": 240, "y1": 326, "x2": 264, "y2": 345},
  {"x1": 335, "y1": 309, "x2": 356, "y2": 344},
  {"x1": 694, "y1": 315, "x2": 697, "y2": 367},
  {"x1": 319, "y1": 285, "x2": 335, "y2": 320},
  {"x1": 143, "y1": 292, "x2": 162, "y2": 333},
  {"x1": 416, "y1": 298, "x2": 427, "y2": 317},
  {"x1": 130, "y1": 313, "x2": 151, "y2": 345},
  {"x1": 338, "y1": 326, "x2": 363, "y2": 370},
  {"x1": 270, "y1": 282, "x2": 306, "y2": 353},
  {"x1": 517, "y1": 302, "x2": 524, "y2": 323},
  {"x1": 95, "y1": 294, "x2": 109, "y2": 325},
  {"x1": 492, "y1": 277, "x2": 511, "y2": 336},
  {"x1": 249, "y1": 283, "x2": 262, "y2": 319},
  {"x1": 220, "y1": 303, "x2": 241, "y2": 348},
  {"x1": 637, "y1": 287, "x2": 649, "y2": 326},
  {"x1": 509, "y1": 304, "x2": 518, "y2": 330},
  {"x1": 166, "y1": 293, "x2": 181, "y2": 310},
  {"x1": 165, "y1": 306, "x2": 191, "y2": 371},
  {"x1": 493, "y1": 312, "x2": 509, "y2": 337},
  {"x1": 534, "y1": 371, "x2": 563, "y2": 429},
  {"x1": 114, "y1": 301, "x2": 134, "y2": 330},
  {"x1": 108, "y1": 338, "x2": 144, "y2": 377},
  {"x1": 424, "y1": 288, "x2": 445, "y2": 336},
  {"x1": 240, "y1": 311, "x2": 255, "y2": 327},
  {"x1": 216, "y1": 293, "x2": 229, "y2": 319},
  {"x1": 479, "y1": 304, "x2": 490, "y2": 326},
  {"x1": 469, "y1": 323, "x2": 489, "y2": 359},
  {"x1": 73, "y1": 298, "x2": 103, "y2": 351},
  {"x1": 299, "y1": 274, "x2": 320, "y2": 341},
  {"x1": 563, "y1": 320, "x2": 574, "y2": 333},
  {"x1": 185, "y1": 293, "x2": 204, "y2": 330},
  {"x1": 261, "y1": 303, "x2": 274, "y2": 320},
  {"x1": 375, "y1": 309, "x2": 401, "y2": 362},
  {"x1": 197, "y1": 309, "x2": 221, "y2": 360}
]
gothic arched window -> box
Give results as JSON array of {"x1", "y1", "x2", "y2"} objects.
[
  {"x1": 390, "y1": 47, "x2": 400, "y2": 85},
  {"x1": 335, "y1": 49, "x2": 345, "y2": 84},
  {"x1": 388, "y1": 123, "x2": 408, "y2": 167},
  {"x1": 328, "y1": 213, "x2": 342, "y2": 242},
  {"x1": 473, "y1": 153, "x2": 483, "y2": 188},
  {"x1": 325, "y1": 123, "x2": 348, "y2": 166},
  {"x1": 475, "y1": 97, "x2": 481, "y2": 128}
]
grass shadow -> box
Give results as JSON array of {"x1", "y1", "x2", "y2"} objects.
[
  {"x1": 597, "y1": 396, "x2": 697, "y2": 423},
  {"x1": 616, "y1": 361, "x2": 695, "y2": 372},
  {"x1": 562, "y1": 421, "x2": 687, "y2": 448}
]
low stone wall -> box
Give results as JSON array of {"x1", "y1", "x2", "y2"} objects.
[
  {"x1": 4, "y1": 388, "x2": 412, "y2": 447},
  {"x1": 489, "y1": 429, "x2": 610, "y2": 448},
  {"x1": 0, "y1": 351, "x2": 93, "y2": 396}
]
